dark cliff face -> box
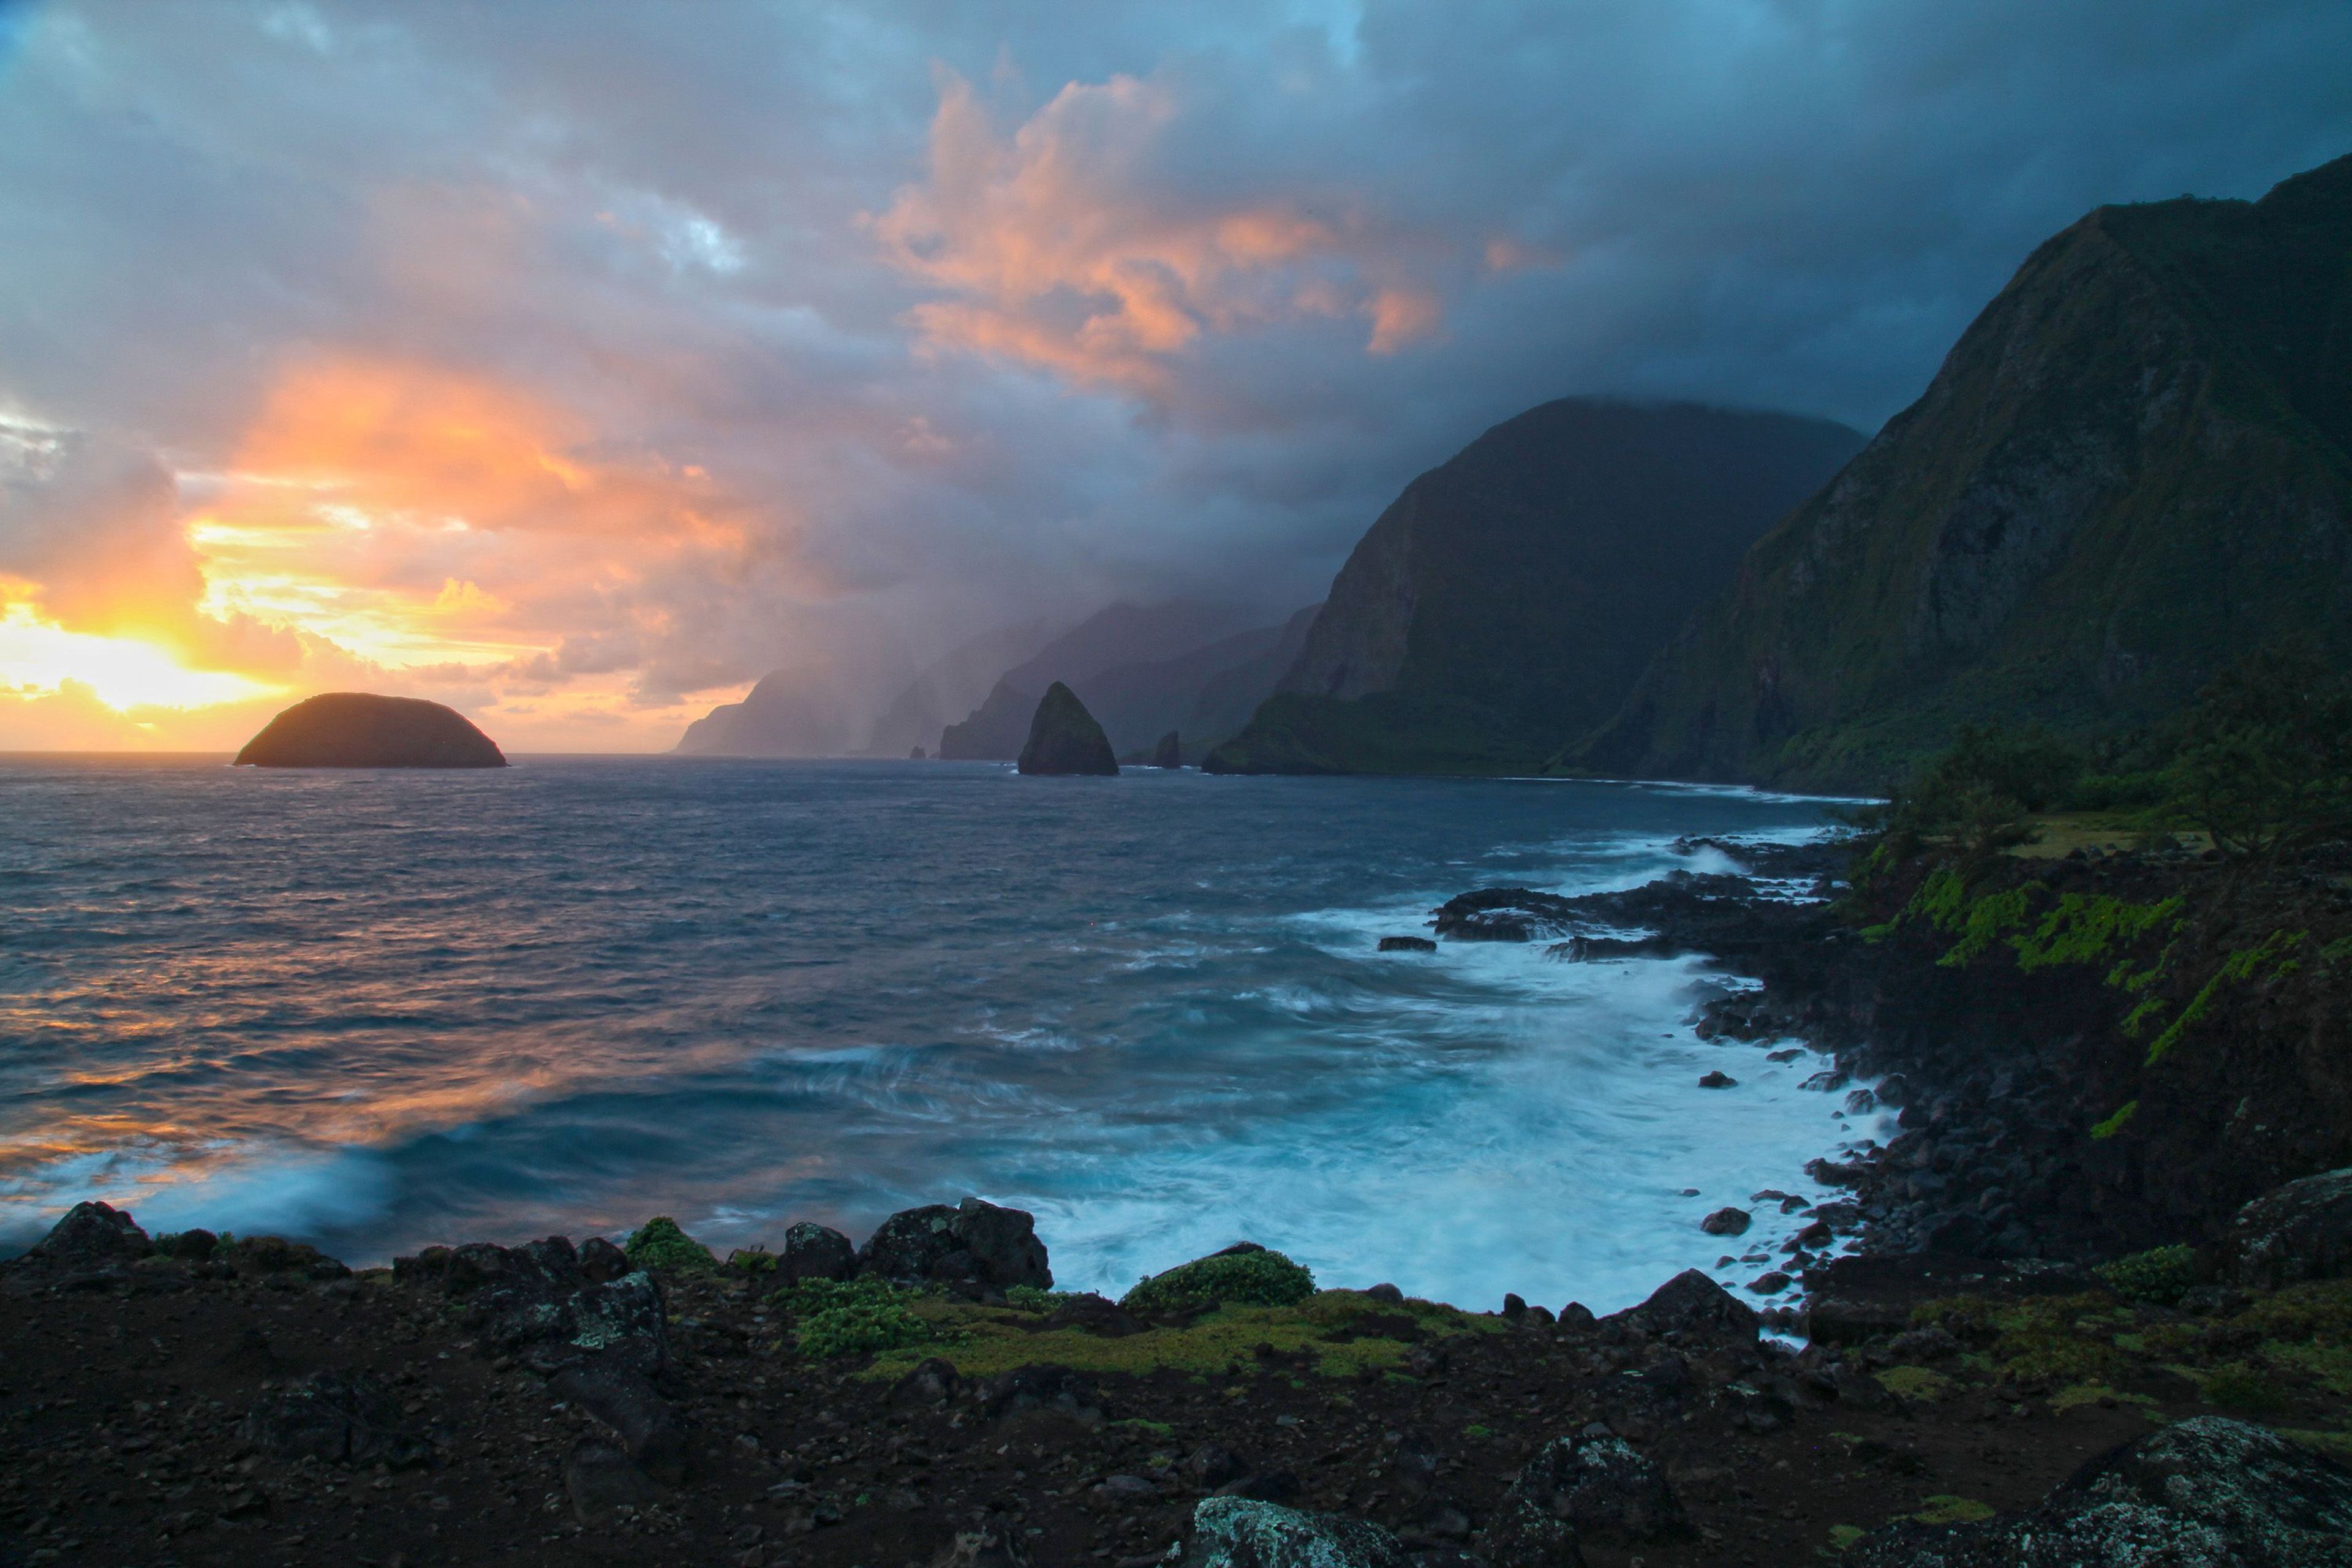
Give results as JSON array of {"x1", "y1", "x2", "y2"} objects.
[
  {"x1": 1578, "y1": 152, "x2": 2352, "y2": 793},
  {"x1": 1205, "y1": 399, "x2": 1864, "y2": 775},
  {"x1": 234, "y1": 693, "x2": 507, "y2": 769},
  {"x1": 1016, "y1": 682, "x2": 1118, "y2": 776}
]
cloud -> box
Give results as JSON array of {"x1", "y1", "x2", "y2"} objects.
[
  {"x1": 870, "y1": 68, "x2": 1453, "y2": 392},
  {"x1": 0, "y1": 0, "x2": 2346, "y2": 750}
]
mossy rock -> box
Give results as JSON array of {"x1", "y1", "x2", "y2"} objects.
[
  {"x1": 624, "y1": 1216, "x2": 717, "y2": 1274},
  {"x1": 1121, "y1": 1245, "x2": 1316, "y2": 1315}
]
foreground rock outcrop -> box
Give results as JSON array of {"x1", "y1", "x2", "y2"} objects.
[
  {"x1": 1017, "y1": 682, "x2": 1118, "y2": 776},
  {"x1": 6, "y1": 1193, "x2": 2352, "y2": 1568},
  {"x1": 1845, "y1": 1417, "x2": 2352, "y2": 1567},
  {"x1": 235, "y1": 692, "x2": 507, "y2": 768}
]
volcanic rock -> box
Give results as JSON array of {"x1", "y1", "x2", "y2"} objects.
[
  {"x1": 1152, "y1": 729, "x2": 1183, "y2": 769},
  {"x1": 2226, "y1": 1167, "x2": 2352, "y2": 1291},
  {"x1": 20, "y1": 1200, "x2": 152, "y2": 1267},
  {"x1": 1379, "y1": 935, "x2": 1437, "y2": 952},
  {"x1": 1016, "y1": 682, "x2": 1118, "y2": 776},
  {"x1": 1181, "y1": 1496, "x2": 1411, "y2": 1568},
  {"x1": 858, "y1": 1197, "x2": 1052, "y2": 1292},
  {"x1": 778, "y1": 1221, "x2": 858, "y2": 1284},
  {"x1": 235, "y1": 692, "x2": 506, "y2": 768},
  {"x1": 1844, "y1": 1417, "x2": 2352, "y2": 1566},
  {"x1": 1481, "y1": 1428, "x2": 1692, "y2": 1566},
  {"x1": 1607, "y1": 1268, "x2": 1759, "y2": 1343}
]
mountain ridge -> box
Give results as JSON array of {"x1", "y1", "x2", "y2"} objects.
[{"x1": 1574, "y1": 152, "x2": 2352, "y2": 791}]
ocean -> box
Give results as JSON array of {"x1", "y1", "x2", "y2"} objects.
[{"x1": 0, "y1": 756, "x2": 1885, "y2": 1312}]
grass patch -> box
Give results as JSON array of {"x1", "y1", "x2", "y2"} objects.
[
  {"x1": 2049, "y1": 1382, "x2": 2157, "y2": 1413},
  {"x1": 862, "y1": 1289, "x2": 1487, "y2": 1384},
  {"x1": 1121, "y1": 1248, "x2": 1316, "y2": 1314},
  {"x1": 1912, "y1": 1496, "x2": 1996, "y2": 1526},
  {"x1": 1876, "y1": 1366, "x2": 1954, "y2": 1403},
  {"x1": 624, "y1": 1216, "x2": 717, "y2": 1274},
  {"x1": 2196, "y1": 1362, "x2": 2293, "y2": 1415}
]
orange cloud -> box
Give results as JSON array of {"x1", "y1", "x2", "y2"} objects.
[
  {"x1": 870, "y1": 71, "x2": 1446, "y2": 391},
  {"x1": 194, "y1": 353, "x2": 802, "y2": 682}
]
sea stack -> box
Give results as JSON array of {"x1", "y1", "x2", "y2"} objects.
[
  {"x1": 1017, "y1": 683, "x2": 1118, "y2": 776},
  {"x1": 235, "y1": 693, "x2": 507, "y2": 769},
  {"x1": 1150, "y1": 730, "x2": 1182, "y2": 769}
]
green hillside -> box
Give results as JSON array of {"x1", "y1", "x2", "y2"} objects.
[{"x1": 1574, "y1": 153, "x2": 2352, "y2": 793}]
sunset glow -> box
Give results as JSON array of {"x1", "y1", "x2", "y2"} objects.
[{"x1": 0, "y1": 605, "x2": 277, "y2": 714}]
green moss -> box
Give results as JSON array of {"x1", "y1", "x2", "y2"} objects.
[
  {"x1": 1826, "y1": 1525, "x2": 1868, "y2": 1552},
  {"x1": 1912, "y1": 1496, "x2": 1996, "y2": 1526},
  {"x1": 2096, "y1": 1245, "x2": 2198, "y2": 1303},
  {"x1": 1876, "y1": 1366, "x2": 1954, "y2": 1402},
  {"x1": 1112, "y1": 1419, "x2": 1175, "y2": 1438},
  {"x1": 2012, "y1": 894, "x2": 2184, "y2": 972},
  {"x1": 2145, "y1": 928, "x2": 2307, "y2": 1065},
  {"x1": 2196, "y1": 1361, "x2": 2292, "y2": 1414},
  {"x1": 862, "y1": 1289, "x2": 1485, "y2": 1384},
  {"x1": 1121, "y1": 1248, "x2": 1317, "y2": 1315},
  {"x1": 775, "y1": 1277, "x2": 935, "y2": 1359},
  {"x1": 1464, "y1": 1423, "x2": 1493, "y2": 1439},
  {"x1": 2264, "y1": 1340, "x2": 2352, "y2": 1398},
  {"x1": 2049, "y1": 1382, "x2": 2157, "y2": 1412},
  {"x1": 624, "y1": 1216, "x2": 717, "y2": 1274},
  {"x1": 2089, "y1": 1101, "x2": 2139, "y2": 1140}
]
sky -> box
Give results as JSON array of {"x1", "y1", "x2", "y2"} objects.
[{"x1": 1, "y1": 1, "x2": 2347, "y2": 753}]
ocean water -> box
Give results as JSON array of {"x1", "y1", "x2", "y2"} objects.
[{"x1": 0, "y1": 756, "x2": 1887, "y2": 1312}]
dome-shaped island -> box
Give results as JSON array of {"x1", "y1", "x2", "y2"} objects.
[{"x1": 234, "y1": 693, "x2": 508, "y2": 769}]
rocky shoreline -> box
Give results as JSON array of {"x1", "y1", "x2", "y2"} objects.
[{"x1": 7, "y1": 837, "x2": 2352, "y2": 1568}]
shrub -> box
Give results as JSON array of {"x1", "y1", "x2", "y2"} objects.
[
  {"x1": 2198, "y1": 1361, "x2": 2292, "y2": 1415},
  {"x1": 2166, "y1": 643, "x2": 2352, "y2": 861},
  {"x1": 1121, "y1": 1248, "x2": 1316, "y2": 1316},
  {"x1": 2095, "y1": 1244, "x2": 2198, "y2": 1304},
  {"x1": 623, "y1": 1216, "x2": 717, "y2": 1274},
  {"x1": 774, "y1": 1276, "x2": 930, "y2": 1359},
  {"x1": 1005, "y1": 1284, "x2": 1069, "y2": 1312},
  {"x1": 726, "y1": 1247, "x2": 779, "y2": 1275}
]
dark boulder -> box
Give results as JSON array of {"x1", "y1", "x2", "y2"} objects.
[
  {"x1": 1606, "y1": 1268, "x2": 1759, "y2": 1343},
  {"x1": 1481, "y1": 1428, "x2": 1691, "y2": 1567},
  {"x1": 1700, "y1": 1207, "x2": 1751, "y2": 1237},
  {"x1": 1379, "y1": 935, "x2": 1437, "y2": 953},
  {"x1": 1182, "y1": 1496, "x2": 1411, "y2": 1568},
  {"x1": 239, "y1": 1370, "x2": 431, "y2": 1469},
  {"x1": 859, "y1": 1197, "x2": 1051, "y2": 1292},
  {"x1": 564, "y1": 1439, "x2": 665, "y2": 1521},
  {"x1": 778, "y1": 1221, "x2": 858, "y2": 1284},
  {"x1": 1016, "y1": 682, "x2": 1118, "y2": 776},
  {"x1": 1697, "y1": 1070, "x2": 1736, "y2": 1088},
  {"x1": 2227, "y1": 1167, "x2": 2352, "y2": 1291},
  {"x1": 1043, "y1": 1292, "x2": 1145, "y2": 1336},
  {"x1": 577, "y1": 1235, "x2": 632, "y2": 1283},
  {"x1": 1845, "y1": 1417, "x2": 2352, "y2": 1567},
  {"x1": 548, "y1": 1357, "x2": 685, "y2": 1483},
  {"x1": 18, "y1": 1200, "x2": 151, "y2": 1267},
  {"x1": 234, "y1": 692, "x2": 506, "y2": 768}
]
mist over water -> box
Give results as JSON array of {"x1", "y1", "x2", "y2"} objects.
[{"x1": 0, "y1": 757, "x2": 1883, "y2": 1311}]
